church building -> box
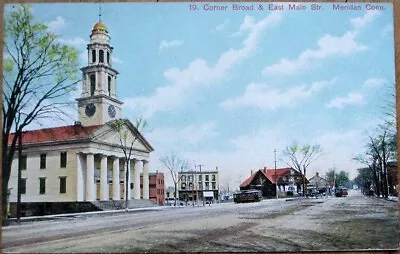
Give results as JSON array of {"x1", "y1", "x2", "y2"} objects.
[{"x1": 8, "y1": 20, "x2": 154, "y2": 216}]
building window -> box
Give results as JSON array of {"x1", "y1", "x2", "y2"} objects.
[
  {"x1": 199, "y1": 175, "x2": 202, "y2": 181},
  {"x1": 40, "y1": 154, "x2": 46, "y2": 169},
  {"x1": 205, "y1": 182, "x2": 209, "y2": 190},
  {"x1": 205, "y1": 175, "x2": 209, "y2": 181},
  {"x1": 212, "y1": 182, "x2": 216, "y2": 190},
  {"x1": 107, "y1": 51, "x2": 110, "y2": 64},
  {"x1": 189, "y1": 183, "x2": 193, "y2": 190},
  {"x1": 99, "y1": 50, "x2": 104, "y2": 63},
  {"x1": 20, "y1": 178, "x2": 26, "y2": 194},
  {"x1": 181, "y1": 175, "x2": 186, "y2": 182},
  {"x1": 21, "y1": 155, "x2": 27, "y2": 170},
  {"x1": 212, "y1": 175, "x2": 216, "y2": 181},
  {"x1": 166, "y1": 192, "x2": 170, "y2": 198},
  {"x1": 108, "y1": 76, "x2": 112, "y2": 96},
  {"x1": 181, "y1": 183, "x2": 186, "y2": 190},
  {"x1": 188, "y1": 176, "x2": 192, "y2": 182},
  {"x1": 90, "y1": 74, "x2": 96, "y2": 96},
  {"x1": 59, "y1": 177, "x2": 67, "y2": 194},
  {"x1": 60, "y1": 152, "x2": 67, "y2": 168},
  {"x1": 199, "y1": 182, "x2": 203, "y2": 190},
  {"x1": 39, "y1": 178, "x2": 46, "y2": 194},
  {"x1": 149, "y1": 184, "x2": 156, "y2": 188},
  {"x1": 92, "y1": 49, "x2": 96, "y2": 63}
]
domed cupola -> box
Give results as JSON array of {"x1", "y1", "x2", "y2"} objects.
[{"x1": 91, "y1": 21, "x2": 108, "y2": 36}]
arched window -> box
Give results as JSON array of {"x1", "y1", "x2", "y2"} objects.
[
  {"x1": 91, "y1": 50, "x2": 96, "y2": 63},
  {"x1": 90, "y1": 74, "x2": 96, "y2": 96},
  {"x1": 107, "y1": 51, "x2": 110, "y2": 64},
  {"x1": 99, "y1": 50, "x2": 104, "y2": 63},
  {"x1": 108, "y1": 76, "x2": 112, "y2": 96}
]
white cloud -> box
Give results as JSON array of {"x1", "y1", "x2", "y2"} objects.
[
  {"x1": 263, "y1": 32, "x2": 367, "y2": 75},
  {"x1": 263, "y1": 11, "x2": 379, "y2": 76},
  {"x1": 350, "y1": 10, "x2": 381, "y2": 30},
  {"x1": 46, "y1": 16, "x2": 66, "y2": 33},
  {"x1": 146, "y1": 122, "x2": 218, "y2": 146},
  {"x1": 221, "y1": 78, "x2": 337, "y2": 111},
  {"x1": 312, "y1": 129, "x2": 370, "y2": 179},
  {"x1": 112, "y1": 56, "x2": 123, "y2": 64},
  {"x1": 125, "y1": 12, "x2": 283, "y2": 117},
  {"x1": 380, "y1": 24, "x2": 393, "y2": 38},
  {"x1": 363, "y1": 78, "x2": 386, "y2": 88},
  {"x1": 326, "y1": 92, "x2": 364, "y2": 109},
  {"x1": 57, "y1": 37, "x2": 87, "y2": 47},
  {"x1": 159, "y1": 40, "x2": 184, "y2": 50},
  {"x1": 215, "y1": 19, "x2": 229, "y2": 31}
]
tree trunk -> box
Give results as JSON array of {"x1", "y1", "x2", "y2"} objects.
[
  {"x1": 174, "y1": 182, "x2": 177, "y2": 206},
  {"x1": 2, "y1": 139, "x2": 14, "y2": 225},
  {"x1": 125, "y1": 161, "x2": 129, "y2": 210}
]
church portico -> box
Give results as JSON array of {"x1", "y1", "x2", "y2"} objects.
[{"x1": 76, "y1": 152, "x2": 150, "y2": 202}]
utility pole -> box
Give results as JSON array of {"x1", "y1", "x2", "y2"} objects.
[
  {"x1": 274, "y1": 149, "x2": 278, "y2": 200},
  {"x1": 196, "y1": 164, "x2": 204, "y2": 206}
]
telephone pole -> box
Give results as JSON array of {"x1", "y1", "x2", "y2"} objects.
[{"x1": 274, "y1": 149, "x2": 278, "y2": 200}]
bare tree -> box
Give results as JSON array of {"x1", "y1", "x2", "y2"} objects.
[
  {"x1": 109, "y1": 118, "x2": 147, "y2": 210},
  {"x1": 282, "y1": 141, "x2": 322, "y2": 196},
  {"x1": 2, "y1": 4, "x2": 79, "y2": 222},
  {"x1": 160, "y1": 153, "x2": 189, "y2": 206}
]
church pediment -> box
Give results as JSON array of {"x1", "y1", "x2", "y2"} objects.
[{"x1": 90, "y1": 119, "x2": 154, "y2": 153}]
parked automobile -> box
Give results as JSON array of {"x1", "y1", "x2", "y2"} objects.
[{"x1": 335, "y1": 187, "x2": 348, "y2": 197}]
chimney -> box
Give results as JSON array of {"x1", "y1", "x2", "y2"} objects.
[
  {"x1": 264, "y1": 166, "x2": 267, "y2": 173},
  {"x1": 251, "y1": 170, "x2": 253, "y2": 176},
  {"x1": 316, "y1": 172, "x2": 319, "y2": 177}
]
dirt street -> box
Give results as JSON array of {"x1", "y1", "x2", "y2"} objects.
[{"x1": 2, "y1": 190, "x2": 398, "y2": 252}]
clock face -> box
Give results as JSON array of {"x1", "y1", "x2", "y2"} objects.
[
  {"x1": 108, "y1": 105, "x2": 116, "y2": 118},
  {"x1": 85, "y1": 103, "x2": 96, "y2": 117}
]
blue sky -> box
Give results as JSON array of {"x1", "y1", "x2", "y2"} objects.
[{"x1": 5, "y1": 2, "x2": 395, "y2": 189}]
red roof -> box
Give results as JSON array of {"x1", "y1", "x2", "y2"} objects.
[
  {"x1": 8, "y1": 124, "x2": 103, "y2": 145},
  {"x1": 240, "y1": 167, "x2": 294, "y2": 187}
]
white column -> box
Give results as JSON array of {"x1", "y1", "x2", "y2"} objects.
[
  {"x1": 133, "y1": 160, "x2": 142, "y2": 199},
  {"x1": 76, "y1": 153, "x2": 84, "y2": 201},
  {"x1": 143, "y1": 160, "x2": 149, "y2": 200},
  {"x1": 100, "y1": 155, "x2": 108, "y2": 201},
  {"x1": 86, "y1": 153, "x2": 95, "y2": 201},
  {"x1": 112, "y1": 157, "x2": 120, "y2": 200}
]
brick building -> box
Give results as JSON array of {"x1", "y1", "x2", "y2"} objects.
[{"x1": 141, "y1": 172, "x2": 165, "y2": 205}]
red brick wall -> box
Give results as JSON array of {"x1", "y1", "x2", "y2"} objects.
[{"x1": 141, "y1": 173, "x2": 165, "y2": 205}]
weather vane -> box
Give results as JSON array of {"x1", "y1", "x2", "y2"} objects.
[{"x1": 98, "y1": 1, "x2": 102, "y2": 22}]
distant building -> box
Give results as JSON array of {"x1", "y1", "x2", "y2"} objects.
[
  {"x1": 165, "y1": 186, "x2": 176, "y2": 205},
  {"x1": 141, "y1": 172, "x2": 165, "y2": 206},
  {"x1": 240, "y1": 167, "x2": 306, "y2": 197},
  {"x1": 178, "y1": 169, "x2": 219, "y2": 203},
  {"x1": 308, "y1": 172, "x2": 329, "y2": 188}
]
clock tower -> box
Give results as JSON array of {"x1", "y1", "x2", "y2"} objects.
[{"x1": 76, "y1": 20, "x2": 123, "y2": 126}]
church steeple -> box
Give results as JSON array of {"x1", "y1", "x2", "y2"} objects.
[{"x1": 76, "y1": 16, "x2": 123, "y2": 127}]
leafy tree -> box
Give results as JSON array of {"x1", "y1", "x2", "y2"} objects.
[
  {"x1": 160, "y1": 153, "x2": 189, "y2": 206},
  {"x1": 325, "y1": 169, "x2": 350, "y2": 187},
  {"x1": 334, "y1": 170, "x2": 350, "y2": 187},
  {"x1": 2, "y1": 4, "x2": 79, "y2": 222},
  {"x1": 109, "y1": 118, "x2": 147, "y2": 210},
  {"x1": 282, "y1": 141, "x2": 322, "y2": 196},
  {"x1": 354, "y1": 167, "x2": 373, "y2": 194}
]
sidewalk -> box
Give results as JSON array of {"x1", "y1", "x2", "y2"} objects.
[{"x1": 5, "y1": 206, "x2": 175, "y2": 225}]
